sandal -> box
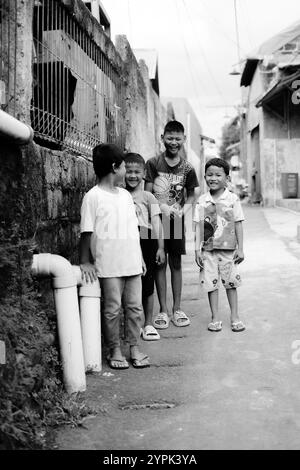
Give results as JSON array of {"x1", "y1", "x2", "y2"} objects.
[
  {"x1": 208, "y1": 321, "x2": 222, "y2": 332},
  {"x1": 141, "y1": 325, "x2": 160, "y2": 341},
  {"x1": 153, "y1": 312, "x2": 169, "y2": 329},
  {"x1": 131, "y1": 355, "x2": 150, "y2": 368},
  {"x1": 107, "y1": 356, "x2": 129, "y2": 369},
  {"x1": 231, "y1": 320, "x2": 245, "y2": 332},
  {"x1": 172, "y1": 310, "x2": 190, "y2": 327}
]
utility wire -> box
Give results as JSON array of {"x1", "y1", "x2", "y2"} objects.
[
  {"x1": 239, "y1": 0, "x2": 254, "y2": 50},
  {"x1": 181, "y1": 0, "x2": 228, "y2": 107},
  {"x1": 174, "y1": 0, "x2": 207, "y2": 112},
  {"x1": 198, "y1": 0, "x2": 247, "y2": 56}
]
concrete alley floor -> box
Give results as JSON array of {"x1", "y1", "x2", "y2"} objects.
[{"x1": 56, "y1": 205, "x2": 300, "y2": 450}]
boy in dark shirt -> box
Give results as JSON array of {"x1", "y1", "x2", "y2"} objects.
[{"x1": 145, "y1": 120, "x2": 199, "y2": 329}]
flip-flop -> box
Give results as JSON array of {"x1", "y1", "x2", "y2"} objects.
[
  {"x1": 107, "y1": 356, "x2": 129, "y2": 370},
  {"x1": 131, "y1": 355, "x2": 150, "y2": 368},
  {"x1": 141, "y1": 325, "x2": 160, "y2": 341},
  {"x1": 172, "y1": 310, "x2": 190, "y2": 327},
  {"x1": 231, "y1": 321, "x2": 246, "y2": 332},
  {"x1": 153, "y1": 312, "x2": 169, "y2": 329},
  {"x1": 208, "y1": 321, "x2": 222, "y2": 332}
]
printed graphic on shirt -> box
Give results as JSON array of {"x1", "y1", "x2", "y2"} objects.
[
  {"x1": 153, "y1": 172, "x2": 187, "y2": 208},
  {"x1": 202, "y1": 202, "x2": 236, "y2": 250}
]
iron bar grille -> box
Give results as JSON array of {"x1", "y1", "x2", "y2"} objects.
[
  {"x1": 0, "y1": 0, "x2": 18, "y2": 116},
  {"x1": 31, "y1": 0, "x2": 125, "y2": 157}
]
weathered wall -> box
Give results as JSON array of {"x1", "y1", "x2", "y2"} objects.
[
  {"x1": 115, "y1": 35, "x2": 167, "y2": 160},
  {"x1": 0, "y1": 0, "x2": 171, "y2": 448},
  {"x1": 261, "y1": 138, "x2": 300, "y2": 205}
]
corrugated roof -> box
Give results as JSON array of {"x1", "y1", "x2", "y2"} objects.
[
  {"x1": 133, "y1": 49, "x2": 158, "y2": 79},
  {"x1": 241, "y1": 19, "x2": 300, "y2": 87},
  {"x1": 256, "y1": 69, "x2": 300, "y2": 107}
]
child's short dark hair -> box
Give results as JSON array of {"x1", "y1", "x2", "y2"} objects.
[
  {"x1": 205, "y1": 157, "x2": 230, "y2": 176},
  {"x1": 163, "y1": 120, "x2": 185, "y2": 134},
  {"x1": 92, "y1": 143, "x2": 124, "y2": 180},
  {"x1": 124, "y1": 152, "x2": 145, "y2": 168}
]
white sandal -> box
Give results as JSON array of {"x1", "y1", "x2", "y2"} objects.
[
  {"x1": 153, "y1": 312, "x2": 170, "y2": 329},
  {"x1": 172, "y1": 310, "x2": 190, "y2": 327},
  {"x1": 141, "y1": 325, "x2": 160, "y2": 341}
]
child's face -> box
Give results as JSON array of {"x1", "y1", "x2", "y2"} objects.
[
  {"x1": 114, "y1": 160, "x2": 126, "y2": 185},
  {"x1": 205, "y1": 165, "x2": 229, "y2": 192},
  {"x1": 162, "y1": 131, "x2": 186, "y2": 157},
  {"x1": 125, "y1": 162, "x2": 145, "y2": 190}
]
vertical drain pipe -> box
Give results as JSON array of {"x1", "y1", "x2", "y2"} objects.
[
  {"x1": 72, "y1": 266, "x2": 102, "y2": 372},
  {"x1": 31, "y1": 254, "x2": 86, "y2": 394}
]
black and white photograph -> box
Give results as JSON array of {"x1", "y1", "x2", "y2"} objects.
[{"x1": 1, "y1": 0, "x2": 300, "y2": 454}]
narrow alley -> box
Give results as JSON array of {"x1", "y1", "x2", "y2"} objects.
[{"x1": 56, "y1": 205, "x2": 300, "y2": 450}]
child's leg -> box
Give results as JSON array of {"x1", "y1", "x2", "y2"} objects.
[
  {"x1": 143, "y1": 293, "x2": 154, "y2": 327},
  {"x1": 226, "y1": 288, "x2": 239, "y2": 323},
  {"x1": 168, "y1": 252, "x2": 182, "y2": 313},
  {"x1": 208, "y1": 289, "x2": 219, "y2": 322},
  {"x1": 123, "y1": 275, "x2": 149, "y2": 366},
  {"x1": 154, "y1": 258, "x2": 168, "y2": 314},
  {"x1": 100, "y1": 277, "x2": 126, "y2": 363}
]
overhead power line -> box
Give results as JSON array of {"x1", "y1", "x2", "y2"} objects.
[
  {"x1": 174, "y1": 0, "x2": 208, "y2": 112},
  {"x1": 181, "y1": 0, "x2": 228, "y2": 107},
  {"x1": 197, "y1": 0, "x2": 246, "y2": 56}
]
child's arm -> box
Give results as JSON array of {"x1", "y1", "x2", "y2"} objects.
[
  {"x1": 183, "y1": 188, "x2": 197, "y2": 218},
  {"x1": 194, "y1": 222, "x2": 204, "y2": 270},
  {"x1": 79, "y1": 232, "x2": 98, "y2": 282},
  {"x1": 144, "y1": 182, "x2": 153, "y2": 193},
  {"x1": 151, "y1": 214, "x2": 165, "y2": 265},
  {"x1": 234, "y1": 221, "x2": 244, "y2": 264},
  {"x1": 145, "y1": 181, "x2": 173, "y2": 218}
]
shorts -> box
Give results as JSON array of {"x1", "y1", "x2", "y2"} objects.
[
  {"x1": 139, "y1": 230, "x2": 158, "y2": 299},
  {"x1": 161, "y1": 214, "x2": 186, "y2": 255},
  {"x1": 200, "y1": 249, "x2": 242, "y2": 292}
]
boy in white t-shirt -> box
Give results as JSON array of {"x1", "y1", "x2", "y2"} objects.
[{"x1": 80, "y1": 143, "x2": 150, "y2": 369}]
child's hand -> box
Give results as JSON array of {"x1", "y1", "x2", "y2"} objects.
[
  {"x1": 156, "y1": 248, "x2": 165, "y2": 265},
  {"x1": 233, "y1": 249, "x2": 244, "y2": 264},
  {"x1": 195, "y1": 250, "x2": 204, "y2": 271},
  {"x1": 142, "y1": 258, "x2": 147, "y2": 276},
  {"x1": 80, "y1": 262, "x2": 98, "y2": 283},
  {"x1": 169, "y1": 204, "x2": 183, "y2": 219},
  {"x1": 160, "y1": 203, "x2": 172, "y2": 218}
]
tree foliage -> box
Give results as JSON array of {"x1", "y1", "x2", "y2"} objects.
[{"x1": 219, "y1": 115, "x2": 240, "y2": 160}]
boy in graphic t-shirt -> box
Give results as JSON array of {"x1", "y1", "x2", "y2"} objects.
[{"x1": 145, "y1": 120, "x2": 199, "y2": 330}]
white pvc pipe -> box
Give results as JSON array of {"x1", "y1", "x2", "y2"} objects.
[
  {"x1": 72, "y1": 266, "x2": 102, "y2": 373},
  {"x1": 31, "y1": 254, "x2": 86, "y2": 394},
  {"x1": 0, "y1": 109, "x2": 34, "y2": 144}
]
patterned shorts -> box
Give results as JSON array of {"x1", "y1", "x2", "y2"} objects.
[{"x1": 199, "y1": 250, "x2": 242, "y2": 292}]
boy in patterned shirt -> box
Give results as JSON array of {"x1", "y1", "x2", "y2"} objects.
[{"x1": 194, "y1": 157, "x2": 246, "y2": 332}]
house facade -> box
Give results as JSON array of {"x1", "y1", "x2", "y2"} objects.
[{"x1": 241, "y1": 20, "x2": 300, "y2": 209}]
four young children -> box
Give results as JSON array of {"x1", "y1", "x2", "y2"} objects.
[{"x1": 79, "y1": 121, "x2": 246, "y2": 370}]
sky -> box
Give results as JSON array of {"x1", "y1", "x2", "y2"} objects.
[{"x1": 101, "y1": 0, "x2": 300, "y2": 146}]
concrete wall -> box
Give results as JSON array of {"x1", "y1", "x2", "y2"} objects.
[
  {"x1": 1, "y1": 3, "x2": 168, "y2": 264},
  {"x1": 115, "y1": 35, "x2": 167, "y2": 160},
  {"x1": 261, "y1": 138, "x2": 300, "y2": 205}
]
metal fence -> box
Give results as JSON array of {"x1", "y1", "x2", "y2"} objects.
[
  {"x1": 0, "y1": 0, "x2": 18, "y2": 116},
  {"x1": 0, "y1": 0, "x2": 125, "y2": 156},
  {"x1": 31, "y1": 0, "x2": 125, "y2": 157}
]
